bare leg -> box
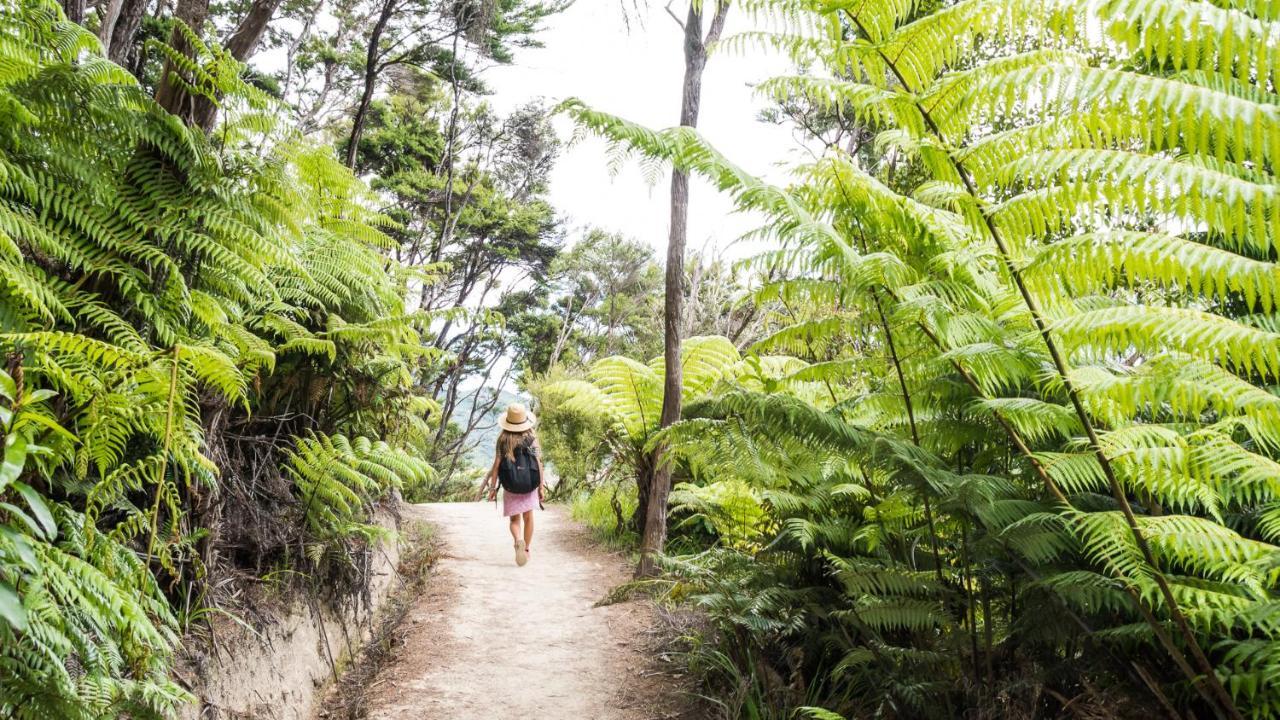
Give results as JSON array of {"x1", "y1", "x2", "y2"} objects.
[
  {"x1": 509, "y1": 514, "x2": 527, "y2": 566},
  {"x1": 522, "y1": 510, "x2": 534, "y2": 550}
]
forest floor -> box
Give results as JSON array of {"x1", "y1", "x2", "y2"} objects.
[{"x1": 338, "y1": 502, "x2": 698, "y2": 720}]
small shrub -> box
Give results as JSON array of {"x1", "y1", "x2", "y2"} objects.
[{"x1": 570, "y1": 483, "x2": 638, "y2": 550}]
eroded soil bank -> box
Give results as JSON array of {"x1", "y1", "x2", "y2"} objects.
[{"x1": 176, "y1": 507, "x2": 416, "y2": 720}]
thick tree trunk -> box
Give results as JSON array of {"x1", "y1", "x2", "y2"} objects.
[
  {"x1": 154, "y1": 0, "x2": 212, "y2": 125},
  {"x1": 107, "y1": 0, "x2": 148, "y2": 68},
  {"x1": 636, "y1": 0, "x2": 729, "y2": 577},
  {"x1": 224, "y1": 0, "x2": 284, "y2": 61},
  {"x1": 61, "y1": 0, "x2": 85, "y2": 24},
  {"x1": 153, "y1": 0, "x2": 272, "y2": 130},
  {"x1": 98, "y1": 0, "x2": 124, "y2": 45}
]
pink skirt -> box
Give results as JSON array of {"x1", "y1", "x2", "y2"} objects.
[{"x1": 502, "y1": 489, "x2": 539, "y2": 517}]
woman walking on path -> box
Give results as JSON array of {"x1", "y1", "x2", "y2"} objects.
[{"x1": 480, "y1": 403, "x2": 546, "y2": 566}]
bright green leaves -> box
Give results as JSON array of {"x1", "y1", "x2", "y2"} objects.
[
  {"x1": 1220, "y1": 638, "x2": 1280, "y2": 715},
  {"x1": 670, "y1": 478, "x2": 768, "y2": 550},
  {"x1": 1103, "y1": 0, "x2": 1280, "y2": 87},
  {"x1": 0, "y1": 369, "x2": 188, "y2": 714},
  {"x1": 286, "y1": 433, "x2": 432, "y2": 543},
  {"x1": 174, "y1": 343, "x2": 246, "y2": 406},
  {"x1": 0, "y1": 370, "x2": 62, "y2": 545},
  {"x1": 10, "y1": 482, "x2": 54, "y2": 540},
  {"x1": 972, "y1": 397, "x2": 1080, "y2": 444},
  {"x1": 992, "y1": 149, "x2": 1280, "y2": 259},
  {"x1": 0, "y1": 581, "x2": 23, "y2": 632},
  {"x1": 1055, "y1": 305, "x2": 1280, "y2": 379},
  {"x1": 0, "y1": 433, "x2": 25, "y2": 493},
  {"x1": 659, "y1": 335, "x2": 743, "y2": 401},
  {"x1": 587, "y1": 355, "x2": 664, "y2": 440},
  {"x1": 563, "y1": 0, "x2": 1280, "y2": 714},
  {"x1": 757, "y1": 75, "x2": 924, "y2": 135},
  {"x1": 545, "y1": 336, "x2": 756, "y2": 446},
  {"x1": 1024, "y1": 232, "x2": 1280, "y2": 313},
  {"x1": 1140, "y1": 514, "x2": 1273, "y2": 598},
  {"x1": 968, "y1": 63, "x2": 1280, "y2": 172},
  {"x1": 0, "y1": 418, "x2": 33, "y2": 635},
  {"x1": 0, "y1": 2, "x2": 449, "y2": 716}
]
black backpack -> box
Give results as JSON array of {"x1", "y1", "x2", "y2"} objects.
[{"x1": 497, "y1": 441, "x2": 541, "y2": 494}]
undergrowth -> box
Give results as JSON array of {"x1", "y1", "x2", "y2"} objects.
[
  {"x1": 541, "y1": 0, "x2": 1280, "y2": 716},
  {"x1": 319, "y1": 520, "x2": 440, "y2": 720},
  {"x1": 570, "y1": 482, "x2": 638, "y2": 551}
]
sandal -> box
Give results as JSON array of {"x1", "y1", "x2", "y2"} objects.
[{"x1": 514, "y1": 540, "x2": 527, "y2": 566}]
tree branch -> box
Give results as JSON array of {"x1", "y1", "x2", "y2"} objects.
[{"x1": 663, "y1": 0, "x2": 685, "y2": 30}]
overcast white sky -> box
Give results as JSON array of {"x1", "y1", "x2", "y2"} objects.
[{"x1": 482, "y1": 1, "x2": 810, "y2": 260}]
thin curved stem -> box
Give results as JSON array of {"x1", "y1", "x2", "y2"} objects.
[{"x1": 852, "y1": 230, "x2": 944, "y2": 584}]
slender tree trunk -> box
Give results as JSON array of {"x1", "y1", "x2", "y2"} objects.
[
  {"x1": 224, "y1": 0, "x2": 284, "y2": 61},
  {"x1": 549, "y1": 293, "x2": 590, "y2": 369},
  {"x1": 281, "y1": 0, "x2": 320, "y2": 96},
  {"x1": 980, "y1": 574, "x2": 995, "y2": 686},
  {"x1": 960, "y1": 521, "x2": 981, "y2": 686},
  {"x1": 429, "y1": 28, "x2": 466, "y2": 259},
  {"x1": 637, "y1": 0, "x2": 729, "y2": 577},
  {"x1": 345, "y1": 0, "x2": 397, "y2": 168}
]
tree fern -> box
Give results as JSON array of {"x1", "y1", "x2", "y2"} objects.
[
  {"x1": 0, "y1": 2, "x2": 453, "y2": 713},
  {"x1": 287, "y1": 432, "x2": 433, "y2": 544},
  {"x1": 563, "y1": 0, "x2": 1280, "y2": 715}
]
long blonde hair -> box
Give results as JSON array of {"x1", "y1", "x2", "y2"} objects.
[{"x1": 497, "y1": 428, "x2": 535, "y2": 461}]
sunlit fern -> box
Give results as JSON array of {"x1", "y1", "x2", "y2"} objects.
[
  {"x1": 0, "y1": 2, "x2": 445, "y2": 715},
  {"x1": 562, "y1": 0, "x2": 1280, "y2": 715}
]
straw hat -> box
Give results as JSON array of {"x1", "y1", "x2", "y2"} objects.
[{"x1": 498, "y1": 402, "x2": 537, "y2": 432}]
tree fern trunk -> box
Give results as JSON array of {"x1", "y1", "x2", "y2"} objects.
[
  {"x1": 633, "y1": 461, "x2": 652, "y2": 536},
  {"x1": 154, "y1": 0, "x2": 213, "y2": 127}
]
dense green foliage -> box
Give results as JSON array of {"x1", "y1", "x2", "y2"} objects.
[
  {"x1": 548, "y1": 0, "x2": 1280, "y2": 717},
  {"x1": 511, "y1": 229, "x2": 664, "y2": 376},
  {"x1": 11, "y1": 0, "x2": 1280, "y2": 715},
  {"x1": 0, "y1": 3, "x2": 447, "y2": 714},
  {"x1": 542, "y1": 335, "x2": 815, "y2": 526}
]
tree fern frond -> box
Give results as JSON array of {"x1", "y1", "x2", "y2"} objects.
[
  {"x1": 1024, "y1": 231, "x2": 1280, "y2": 312},
  {"x1": 1055, "y1": 305, "x2": 1280, "y2": 379}
]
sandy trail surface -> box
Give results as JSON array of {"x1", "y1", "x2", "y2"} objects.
[{"x1": 357, "y1": 502, "x2": 690, "y2": 720}]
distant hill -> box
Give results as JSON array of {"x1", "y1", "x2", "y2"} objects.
[{"x1": 449, "y1": 385, "x2": 525, "y2": 468}]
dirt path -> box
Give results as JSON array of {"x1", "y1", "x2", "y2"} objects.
[{"x1": 355, "y1": 502, "x2": 692, "y2": 720}]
